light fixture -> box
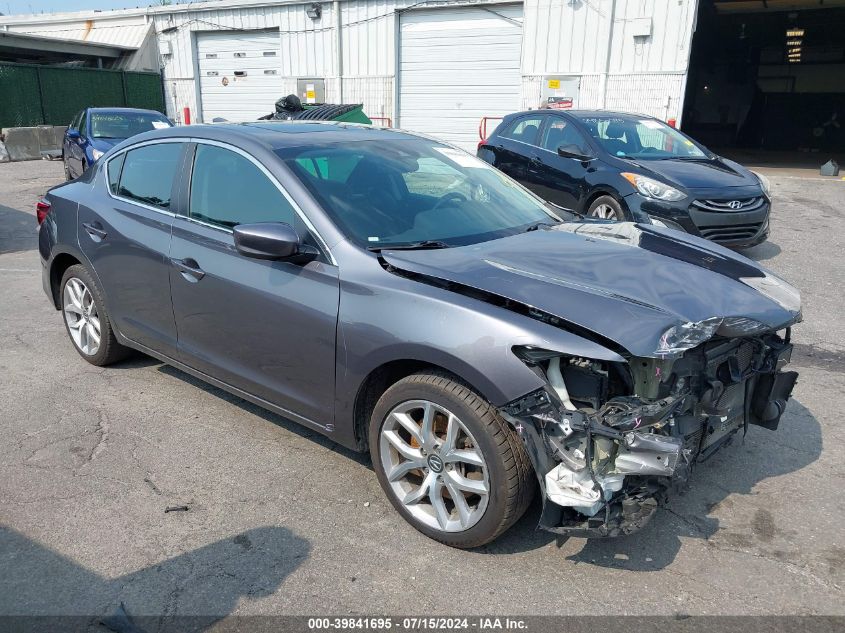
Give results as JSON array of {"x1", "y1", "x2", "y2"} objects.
[
  {"x1": 786, "y1": 28, "x2": 805, "y2": 37},
  {"x1": 306, "y1": 3, "x2": 322, "y2": 19}
]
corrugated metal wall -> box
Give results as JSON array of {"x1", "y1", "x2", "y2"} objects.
[
  {"x1": 6, "y1": 0, "x2": 697, "y2": 127},
  {"x1": 522, "y1": 0, "x2": 698, "y2": 121}
]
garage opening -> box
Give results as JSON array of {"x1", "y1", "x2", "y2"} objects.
[
  {"x1": 682, "y1": 0, "x2": 845, "y2": 168},
  {"x1": 196, "y1": 30, "x2": 281, "y2": 123},
  {"x1": 398, "y1": 5, "x2": 523, "y2": 152}
]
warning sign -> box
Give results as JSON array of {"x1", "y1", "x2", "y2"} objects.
[
  {"x1": 547, "y1": 96, "x2": 573, "y2": 109},
  {"x1": 548, "y1": 79, "x2": 561, "y2": 89}
]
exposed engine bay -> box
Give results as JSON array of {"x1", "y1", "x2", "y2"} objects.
[{"x1": 501, "y1": 330, "x2": 799, "y2": 537}]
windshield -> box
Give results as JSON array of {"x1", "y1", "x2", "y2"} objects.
[
  {"x1": 577, "y1": 115, "x2": 708, "y2": 160},
  {"x1": 276, "y1": 139, "x2": 558, "y2": 249},
  {"x1": 90, "y1": 112, "x2": 172, "y2": 139}
]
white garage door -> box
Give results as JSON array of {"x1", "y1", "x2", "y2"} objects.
[
  {"x1": 196, "y1": 30, "x2": 281, "y2": 123},
  {"x1": 399, "y1": 6, "x2": 523, "y2": 152}
]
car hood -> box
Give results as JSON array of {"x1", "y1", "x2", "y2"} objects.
[
  {"x1": 89, "y1": 138, "x2": 120, "y2": 153},
  {"x1": 381, "y1": 223, "x2": 800, "y2": 358},
  {"x1": 629, "y1": 156, "x2": 761, "y2": 191}
]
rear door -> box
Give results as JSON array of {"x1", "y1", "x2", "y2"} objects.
[
  {"x1": 489, "y1": 114, "x2": 544, "y2": 184},
  {"x1": 77, "y1": 140, "x2": 185, "y2": 357},
  {"x1": 169, "y1": 141, "x2": 340, "y2": 431}
]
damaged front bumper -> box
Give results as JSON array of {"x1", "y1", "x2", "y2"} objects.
[{"x1": 501, "y1": 332, "x2": 799, "y2": 538}]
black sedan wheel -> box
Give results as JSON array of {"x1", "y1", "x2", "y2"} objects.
[
  {"x1": 369, "y1": 371, "x2": 534, "y2": 548},
  {"x1": 588, "y1": 195, "x2": 625, "y2": 221}
]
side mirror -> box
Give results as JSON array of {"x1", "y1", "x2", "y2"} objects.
[
  {"x1": 233, "y1": 222, "x2": 319, "y2": 264},
  {"x1": 557, "y1": 144, "x2": 594, "y2": 162},
  {"x1": 67, "y1": 128, "x2": 81, "y2": 140}
]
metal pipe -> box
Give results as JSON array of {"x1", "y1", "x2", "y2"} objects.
[
  {"x1": 600, "y1": 0, "x2": 617, "y2": 109},
  {"x1": 334, "y1": 0, "x2": 343, "y2": 103}
]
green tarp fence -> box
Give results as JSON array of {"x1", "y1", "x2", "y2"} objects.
[{"x1": 0, "y1": 63, "x2": 165, "y2": 129}]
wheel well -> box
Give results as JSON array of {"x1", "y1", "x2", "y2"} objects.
[
  {"x1": 49, "y1": 253, "x2": 81, "y2": 308},
  {"x1": 583, "y1": 189, "x2": 630, "y2": 218},
  {"x1": 353, "y1": 360, "x2": 472, "y2": 452}
]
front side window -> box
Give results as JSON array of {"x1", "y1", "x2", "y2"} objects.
[
  {"x1": 117, "y1": 143, "x2": 183, "y2": 209},
  {"x1": 90, "y1": 111, "x2": 173, "y2": 140},
  {"x1": 578, "y1": 115, "x2": 708, "y2": 160},
  {"x1": 189, "y1": 144, "x2": 298, "y2": 229},
  {"x1": 79, "y1": 112, "x2": 88, "y2": 137},
  {"x1": 540, "y1": 118, "x2": 590, "y2": 154},
  {"x1": 500, "y1": 116, "x2": 543, "y2": 146},
  {"x1": 278, "y1": 139, "x2": 558, "y2": 249}
]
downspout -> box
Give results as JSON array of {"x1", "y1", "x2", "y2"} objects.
[
  {"x1": 334, "y1": 0, "x2": 343, "y2": 103},
  {"x1": 600, "y1": 0, "x2": 617, "y2": 109}
]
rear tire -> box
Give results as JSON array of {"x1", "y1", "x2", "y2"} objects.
[
  {"x1": 588, "y1": 195, "x2": 625, "y2": 221},
  {"x1": 369, "y1": 371, "x2": 534, "y2": 548},
  {"x1": 60, "y1": 264, "x2": 131, "y2": 366}
]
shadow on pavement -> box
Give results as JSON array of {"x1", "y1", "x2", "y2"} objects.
[
  {"x1": 742, "y1": 239, "x2": 782, "y2": 262},
  {"x1": 0, "y1": 525, "x2": 309, "y2": 632},
  {"x1": 156, "y1": 363, "x2": 369, "y2": 467},
  {"x1": 0, "y1": 203, "x2": 38, "y2": 254}
]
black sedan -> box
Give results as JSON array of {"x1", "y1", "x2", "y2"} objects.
[{"x1": 478, "y1": 110, "x2": 771, "y2": 247}]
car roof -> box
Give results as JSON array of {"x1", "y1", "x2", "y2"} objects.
[
  {"x1": 124, "y1": 121, "x2": 426, "y2": 151},
  {"x1": 87, "y1": 107, "x2": 167, "y2": 115},
  {"x1": 504, "y1": 109, "x2": 656, "y2": 120}
]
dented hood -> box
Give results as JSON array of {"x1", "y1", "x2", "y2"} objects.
[{"x1": 381, "y1": 223, "x2": 801, "y2": 357}]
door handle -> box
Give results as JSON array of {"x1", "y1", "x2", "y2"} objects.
[
  {"x1": 82, "y1": 221, "x2": 107, "y2": 241},
  {"x1": 529, "y1": 156, "x2": 543, "y2": 166},
  {"x1": 171, "y1": 257, "x2": 206, "y2": 282}
]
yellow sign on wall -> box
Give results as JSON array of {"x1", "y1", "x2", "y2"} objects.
[{"x1": 548, "y1": 79, "x2": 561, "y2": 89}]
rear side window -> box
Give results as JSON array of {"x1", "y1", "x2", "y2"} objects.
[
  {"x1": 117, "y1": 143, "x2": 183, "y2": 209},
  {"x1": 500, "y1": 116, "x2": 543, "y2": 146},
  {"x1": 107, "y1": 153, "x2": 125, "y2": 195},
  {"x1": 189, "y1": 144, "x2": 298, "y2": 229}
]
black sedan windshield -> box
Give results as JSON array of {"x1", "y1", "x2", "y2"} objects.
[
  {"x1": 90, "y1": 112, "x2": 172, "y2": 139},
  {"x1": 576, "y1": 115, "x2": 708, "y2": 160},
  {"x1": 277, "y1": 139, "x2": 557, "y2": 248}
]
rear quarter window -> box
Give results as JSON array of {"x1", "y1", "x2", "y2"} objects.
[{"x1": 107, "y1": 153, "x2": 125, "y2": 195}]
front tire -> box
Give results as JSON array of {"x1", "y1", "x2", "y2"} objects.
[
  {"x1": 588, "y1": 195, "x2": 625, "y2": 221},
  {"x1": 369, "y1": 372, "x2": 534, "y2": 548},
  {"x1": 60, "y1": 264, "x2": 130, "y2": 366}
]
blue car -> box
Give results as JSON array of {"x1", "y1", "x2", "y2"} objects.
[{"x1": 62, "y1": 107, "x2": 173, "y2": 180}]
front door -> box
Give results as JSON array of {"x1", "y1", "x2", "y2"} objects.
[
  {"x1": 169, "y1": 142, "x2": 340, "y2": 431},
  {"x1": 77, "y1": 141, "x2": 185, "y2": 357},
  {"x1": 528, "y1": 116, "x2": 594, "y2": 211}
]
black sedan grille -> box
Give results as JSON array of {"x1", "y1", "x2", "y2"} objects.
[
  {"x1": 692, "y1": 197, "x2": 765, "y2": 212},
  {"x1": 699, "y1": 223, "x2": 764, "y2": 243}
]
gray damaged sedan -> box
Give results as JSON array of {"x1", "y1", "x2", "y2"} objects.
[{"x1": 37, "y1": 123, "x2": 801, "y2": 547}]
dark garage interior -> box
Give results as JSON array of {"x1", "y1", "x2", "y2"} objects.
[{"x1": 682, "y1": 0, "x2": 845, "y2": 166}]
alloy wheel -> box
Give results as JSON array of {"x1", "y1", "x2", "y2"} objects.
[
  {"x1": 379, "y1": 399, "x2": 490, "y2": 532},
  {"x1": 591, "y1": 203, "x2": 620, "y2": 220},
  {"x1": 63, "y1": 277, "x2": 101, "y2": 356}
]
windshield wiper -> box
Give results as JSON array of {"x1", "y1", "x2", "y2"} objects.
[
  {"x1": 524, "y1": 221, "x2": 557, "y2": 232},
  {"x1": 367, "y1": 240, "x2": 452, "y2": 252},
  {"x1": 544, "y1": 201, "x2": 584, "y2": 220}
]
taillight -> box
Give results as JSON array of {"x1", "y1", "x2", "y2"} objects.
[{"x1": 36, "y1": 199, "x2": 51, "y2": 225}]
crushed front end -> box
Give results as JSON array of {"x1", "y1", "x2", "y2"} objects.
[{"x1": 501, "y1": 327, "x2": 799, "y2": 537}]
